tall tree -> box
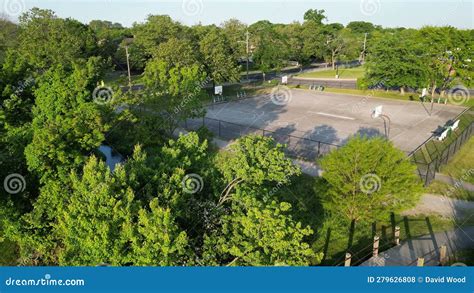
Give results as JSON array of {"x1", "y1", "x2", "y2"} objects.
[
  {"x1": 319, "y1": 136, "x2": 422, "y2": 223},
  {"x1": 203, "y1": 192, "x2": 320, "y2": 266},
  {"x1": 365, "y1": 30, "x2": 429, "y2": 93},
  {"x1": 303, "y1": 9, "x2": 327, "y2": 25}
]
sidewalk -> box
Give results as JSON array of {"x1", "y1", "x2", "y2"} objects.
[
  {"x1": 435, "y1": 173, "x2": 474, "y2": 192},
  {"x1": 360, "y1": 226, "x2": 474, "y2": 266}
]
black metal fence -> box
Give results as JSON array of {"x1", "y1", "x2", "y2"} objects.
[
  {"x1": 183, "y1": 117, "x2": 340, "y2": 161},
  {"x1": 409, "y1": 107, "x2": 473, "y2": 186}
]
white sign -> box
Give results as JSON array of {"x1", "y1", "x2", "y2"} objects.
[
  {"x1": 282, "y1": 76, "x2": 288, "y2": 84},
  {"x1": 421, "y1": 88, "x2": 427, "y2": 97},
  {"x1": 215, "y1": 85, "x2": 223, "y2": 95},
  {"x1": 372, "y1": 105, "x2": 383, "y2": 118}
]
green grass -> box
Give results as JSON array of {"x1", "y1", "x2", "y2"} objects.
[
  {"x1": 0, "y1": 229, "x2": 17, "y2": 266},
  {"x1": 297, "y1": 66, "x2": 365, "y2": 79},
  {"x1": 439, "y1": 136, "x2": 474, "y2": 185},
  {"x1": 202, "y1": 80, "x2": 277, "y2": 104},
  {"x1": 426, "y1": 180, "x2": 474, "y2": 201},
  {"x1": 103, "y1": 71, "x2": 144, "y2": 87}
]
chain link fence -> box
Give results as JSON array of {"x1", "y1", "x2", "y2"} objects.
[
  {"x1": 183, "y1": 117, "x2": 340, "y2": 161},
  {"x1": 409, "y1": 107, "x2": 473, "y2": 186}
]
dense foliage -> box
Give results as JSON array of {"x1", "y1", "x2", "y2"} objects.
[{"x1": 0, "y1": 7, "x2": 466, "y2": 267}]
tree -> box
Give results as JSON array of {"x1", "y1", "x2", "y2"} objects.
[
  {"x1": 365, "y1": 30, "x2": 429, "y2": 93},
  {"x1": 198, "y1": 27, "x2": 240, "y2": 85},
  {"x1": 347, "y1": 21, "x2": 377, "y2": 34},
  {"x1": 132, "y1": 15, "x2": 184, "y2": 58},
  {"x1": 303, "y1": 9, "x2": 327, "y2": 25},
  {"x1": 278, "y1": 22, "x2": 308, "y2": 67},
  {"x1": 322, "y1": 26, "x2": 359, "y2": 69},
  {"x1": 17, "y1": 8, "x2": 97, "y2": 71},
  {"x1": 138, "y1": 57, "x2": 206, "y2": 137},
  {"x1": 216, "y1": 135, "x2": 300, "y2": 206},
  {"x1": 203, "y1": 192, "x2": 320, "y2": 266},
  {"x1": 319, "y1": 136, "x2": 422, "y2": 223},
  {"x1": 249, "y1": 21, "x2": 288, "y2": 75},
  {"x1": 25, "y1": 63, "x2": 107, "y2": 182},
  {"x1": 221, "y1": 18, "x2": 248, "y2": 61},
  {"x1": 56, "y1": 156, "x2": 191, "y2": 266},
  {"x1": 0, "y1": 16, "x2": 18, "y2": 65}
]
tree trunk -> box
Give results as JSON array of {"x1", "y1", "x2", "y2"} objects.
[
  {"x1": 331, "y1": 51, "x2": 336, "y2": 70},
  {"x1": 400, "y1": 87, "x2": 405, "y2": 95}
]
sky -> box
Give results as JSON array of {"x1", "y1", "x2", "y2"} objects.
[{"x1": 1, "y1": 0, "x2": 473, "y2": 28}]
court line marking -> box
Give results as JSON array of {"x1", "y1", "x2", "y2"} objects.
[{"x1": 308, "y1": 111, "x2": 355, "y2": 120}]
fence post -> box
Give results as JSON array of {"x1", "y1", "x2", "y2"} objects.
[
  {"x1": 394, "y1": 226, "x2": 400, "y2": 245},
  {"x1": 439, "y1": 245, "x2": 447, "y2": 266},
  {"x1": 417, "y1": 257, "x2": 424, "y2": 267},
  {"x1": 344, "y1": 253, "x2": 352, "y2": 267},
  {"x1": 373, "y1": 235, "x2": 380, "y2": 257},
  {"x1": 318, "y1": 141, "x2": 321, "y2": 157}
]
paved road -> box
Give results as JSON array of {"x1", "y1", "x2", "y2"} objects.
[
  {"x1": 360, "y1": 226, "x2": 474, "y2": 266},
  {"x1": 402, "y1": 194, "x2": 474, "y2": 218}
]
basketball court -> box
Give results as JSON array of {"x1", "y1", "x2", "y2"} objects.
[{"x1": 203, "y1": 88, "x2": 466, "y2": 154}]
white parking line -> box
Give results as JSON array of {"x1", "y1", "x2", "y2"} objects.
[{"x1": 309, "y1": 111, "x2": 355, "y2": 120}]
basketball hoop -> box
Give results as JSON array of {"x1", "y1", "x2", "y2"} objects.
[{"x1": 371, "y1": 105, "x2": 383, "y2": 119}]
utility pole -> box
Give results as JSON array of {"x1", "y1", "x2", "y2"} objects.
[
  {"x1": 361, "y1": 32, "x2": 367, "y2": 63},
  {"x1": 239, "y1": 30, "x2": 251, "y2": 81},
  {"x1": 125, "y1": 45, "x2": 132, "y2": 88},
  {"x1": 245, "y1": 30, "x2": 250, "y2": 81}
]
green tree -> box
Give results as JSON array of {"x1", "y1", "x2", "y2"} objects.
[
  {"x1": 249, "y1": 21, "x2": 288, "y2": 76},
  {"x1": 319, "y1": 136, "x2": 422, "y2": 223},
  {"x1": 203, "y1": 193, "x2": 319, "y2": 266},
  {"x1": 198, "y1": 27, "x2": 240, "y2": 85},
  {"x1": 17, "y1": 8, "x2": 97, "y2": 71},
  {"x1": 303, "y1": 9, "x2": 327, "y2": 25},
  {"x1": 365, "y1": 30, "x2": 429, "y2": 93},
  {"x1": 25, "y1": 63, "x2": 107, "y2": 182},
  {"x1": 216, "y1": 135, "x2": 300, "y2": 206},
  {"x1": 0, "y1": 16, "x2": 18, "y2": 65}
]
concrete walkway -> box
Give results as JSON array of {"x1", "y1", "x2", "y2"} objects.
[
  {"x1": 360, "y1": 227, "x2": 474, "y2": 266},
  {"x1": 402, "y1": 194, "x2": 474, "y2": 218},
  {"x1": 435, "y1": 173, "x2": 474, "y2": 192}
]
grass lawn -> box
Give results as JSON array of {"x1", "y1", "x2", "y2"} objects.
[
  {"x1": 297, "y1": 66, "x2": 365, "y2": 79},
  {"x1": 201, "y1": 80, "x2": 277, "y2": 104},
  {"x1": 426, "y1": 180, "x2": 474, "y2": 201},
  {"x1": 273, "y1": 173, "x2": 462, "y2": 266},
  {"x1": 103, "y1": 71, "x2": 144, "y2": 87},
  {"x1": 439, "y1": 136, "x2": 474, "y2": 185}
]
